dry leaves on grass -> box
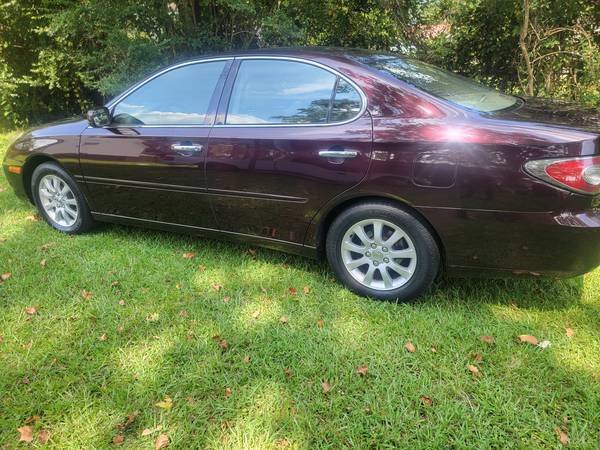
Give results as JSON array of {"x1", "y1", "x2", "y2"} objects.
[
  {"x1": 355, "y1": 364, "x2": 369, "y2": 376},
  {"x1": 321, "y1": 381, "x2": 332, "y2": 393},
  {"x1": 316, "y1": 319, "x2": 325, "y2": 328},
  {"x1": 517, "y1": 335, "x2": 539, "y2": 346},
  {"x1": 404, "y1": 342, "x2": 416, "y2": 353},
  {"x1": 225, "y1": 387, "x2": 232, "y2": 398},
  {"x1": 99, "y1": 334, "x2": 108, "y2": 341},
  {"x1": 40, "y1": 259, "x2": 47, "y2": 268},
  {"x1": 38, "y1": 430, "x2": 50, "y2": 444},
  {"x1": 146, "y1": 313, "x2": 159, "y2": 322},
  {"x1": 1, "y1": 272, "x2": 12, "y2": 281},
  {"x1": 420, "y1": 396, "x2": 433, "y2": 407},
  {"x1": 430, "y1": 347, "x2": 437, "y2": 353},
  {"x1": 211, "y1": 283, "x2": 222, "y2": 291},
  {"x1": 565, "y1": 327, "x2": 575, "y2": 338},
  {"x1": 287, "y1": 287, "x2": 297, "y2": 295},
  {"x1": 118, "y1": 299, "x2": 126, "y2": 306},
  {"x1": 25, "y1": 306, "x2": 37, "y2": 315},
  {"x1": 467, "y1": 364, "x2": 481, "y2": 377},
  {"x1": 17, "y1": 426, "x2": 33, "y2": 442},
  {"x1": 155, "y1": 396, "x2": 173, "y2": 410},
  {"x1": 182, "y1": 252, "x2": 196, "y2": 259},
  {"x1": 303, "y1": 286, "x2": 310, "y2": 294},
  {"x1": 284, "y1": 367, "x2": 293, "y2": 379},
  {"x1": 155, "y1": 434, "x2": 169, "y2": 449},
  {"x1": 247, "y1": 248, "x2": 257, "y2": 258},
  {"x1": 112, "y1": 435, "x2": 125, "y2": 445},
  {"x1": 555, "y1": 427, "x2": 569, "y2": 445},
  {"x1": 117, "y1": 411, "x2": 139, "y2": 431},
  {"x1": 80, "y1": 289, "x2": 93, "y2": 300},
  {"x1": 218, "y1": 339, "x2": 229, "y2": 350},
  {"x1": 480, "y1": 335, "x2": 495, "y2": 344},
  {"x1": 280, "y1": 316, "x2": 289, "y2": 324}
]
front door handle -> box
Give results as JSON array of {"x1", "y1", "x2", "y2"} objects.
[
  {"x1": 318, "y1": 149, "x2": 359, "y2": 159},
  {"x1": 171, "y1": 144, "x2": 203, "y2": 156}
]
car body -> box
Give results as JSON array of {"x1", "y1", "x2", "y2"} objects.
[{"x1": 3, "y1": 48, "x2": 600, "y2": 300}]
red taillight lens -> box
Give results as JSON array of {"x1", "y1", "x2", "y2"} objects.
[{"x1": 524, "y1": 156, "x2": 600, "y2": 195}]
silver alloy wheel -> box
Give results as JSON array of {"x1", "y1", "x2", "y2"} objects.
[
  {"x1": 38, "y1": 174, "x2": 79, "y2": 227},
  {"x1": 340, "y1": 218, "x2": 417, "y2": 291}
]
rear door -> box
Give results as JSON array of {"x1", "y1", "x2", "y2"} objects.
[
  {"x1": 205, "y1": 57, "x2": 372, "y2": 245},
  {"x1": 80, "y1": 59, "x2": 232, "y2": 228}
]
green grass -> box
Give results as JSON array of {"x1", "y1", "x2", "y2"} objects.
[{"x1": 1, "y1": 129, "x2": 599, "y2": 449}]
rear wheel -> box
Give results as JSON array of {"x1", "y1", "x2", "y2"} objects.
[
  {"x1": 31, "y1": 162, "x2": 95, "y2": 234},
  {"x1": 326, "y1": 202, "x2": 440, "y2": 301}
]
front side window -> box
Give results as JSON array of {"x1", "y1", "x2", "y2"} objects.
[
  {"x1": 226, "y1": 59, "x2": 362, "y2": 125},
  {"x1": 112, "y1": 60, "x2": 228, "y2": 125}
]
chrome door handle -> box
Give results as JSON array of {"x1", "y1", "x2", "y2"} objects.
[
  {"x1": 318, "y1": 149, "x2": 359, "y2": 159},
  {"x1": 171, "y1": 144, "x2": 203, "y2": 156}
]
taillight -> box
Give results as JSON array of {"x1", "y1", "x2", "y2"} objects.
[{"x1": 524, "y1": 156, "x2": 600, "y2": 195}]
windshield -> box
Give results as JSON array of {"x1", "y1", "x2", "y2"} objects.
[{"x1": 357, "y1": 55, "x2": 520, "y2": 112}]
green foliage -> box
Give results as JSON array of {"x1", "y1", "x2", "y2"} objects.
[{"x1": 0, "y1": 0, "x2": 598, "y2": 127}]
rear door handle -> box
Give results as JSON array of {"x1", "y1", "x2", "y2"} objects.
[
  {"x1": 171, "y1": 144, "x2": 203, "y2": 156},
  {"x1": 318, "y1": 149, "x2": 359, "y2": 159}
]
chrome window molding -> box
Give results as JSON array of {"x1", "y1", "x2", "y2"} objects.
[
  {"x1": 91, "y1": 55, "x2": 368, "y2": 130},
  {"x1": 218, "y1": 56, "x2": 368, "y2": 128}
]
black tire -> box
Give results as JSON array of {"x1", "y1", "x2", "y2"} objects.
[
  {"x1": 31, "y1": 162, "x2": 95, "y2": 234},
  {"x1": 325, "y1": 201, "x2": 440, "y2": 302}
]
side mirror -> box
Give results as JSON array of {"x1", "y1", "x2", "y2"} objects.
[{"x1": 87, "y1": 107, "x2": 111, "y2": 127}]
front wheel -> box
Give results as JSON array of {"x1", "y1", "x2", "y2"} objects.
[
  {"x1": 31, "y1": 162, "x2": 95, "y2": 234},
  {"x1": 326, "y1": 202, "x2": 440, "y2": 302}
]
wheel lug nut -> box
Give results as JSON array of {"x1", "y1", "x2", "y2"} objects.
[
  {"x1": 382, "y1": 247, "x2": 388, "y2": 252},
  {"x1": 383, "y1": 257, "x2": 389, "y2": 263},
  {"x1": 365, "y1": 251, "x2": 371, "y2": 257},
  {"x1": 371, "y1": 243, "x2": 377, "y2": 249},
  {"x1": 373, "y1": 261, "x2": 379, "y2": 266}
]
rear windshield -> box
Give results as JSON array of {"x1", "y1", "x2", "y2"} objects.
[{"x1": 356, "y1": 55, "x2": 520, "y2": 112}]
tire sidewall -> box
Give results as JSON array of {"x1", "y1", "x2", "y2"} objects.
[
  {"x1": 31, "y1": 163, "x2": 91, "y2": 234},
  {"x1": 326, "y1": 203, "x2": 440, "y2": 302}
]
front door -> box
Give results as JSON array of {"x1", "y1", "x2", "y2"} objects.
[
  {"x1": 80, "y1": 59, "x2": 232, "y2": 228},
  {"x1": 205, "y1": 58, "x2": 372, "y2": 246}
]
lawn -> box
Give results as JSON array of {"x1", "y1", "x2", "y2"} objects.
[{"x1": 1, "y1": 129, "x2": 599, "y2": 449}]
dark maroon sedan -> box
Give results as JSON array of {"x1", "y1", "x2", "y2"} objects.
[{"x1": 4, "y1": 48, "x2": 600, "y2": 300}]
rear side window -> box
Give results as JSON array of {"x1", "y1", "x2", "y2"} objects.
[
  {"x1": 112, "y1": 60, "x2": 228, "y2": 125},
  {"x1": 226, "y1": 59, "x2": 363, "y2": 125}
]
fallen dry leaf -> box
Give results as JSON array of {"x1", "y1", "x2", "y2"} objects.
[
  {"x1": 117, "y1": 411, "x2": 139, "y2": 431},
  {"x1": 480, "y1": 335, "x2": 495, "y2": 344},
  {"x1": 430, "y1": 347, "x2": 437, "y2": 353},
  {"x1": 24, "y1": 415, "x2": 40, "y2": 424},
  {"x1": 155, "y1": 434, "x2": 169, "y2": 449},
  {"x1": 113, "y1": 435, "x2": 125, "y2": 445},
  {"x1": 223, "y1": 296, "x2": 231, "y2": 303},
  {"x1": 225, "y1": 387, "x2": 232, "y2": 398},
  {"x1": 284, "y1": 367, "x2": 293, "y2": 379},
  {"x1": 17, "y1": 425, "x2": 33, "y2": 443},
  {"x1": 404, "y1": 342, "x2": 416, "y2": 353},
  {"x1": 197, "y1": 264, "x2": 206, "y2": 271},
  {"x1": 555, "y1": 427, "x2": 569, "y2": 445},
  {"x1": 287, "y1": 287, "x2": 297, "y2": 295},
  {"x1": 211, "y1": 283, "x2": 222, "y2": 291},
  {"x1": 26, "y1": 214, "x2": 41, "y2": 221},
  {"x1": 146, "y1": 313, "x2": 159, "y2": 322},
  {"x1": 274, "y1": 438, "x2": 291, "y2": 448},
  {"x1": 142, "y1": 428, "x2": 153, "y2": 436},
  {"x1": 21, "y1": 376, "x2": 30, "y2": 385},
  {"x1": 118, "y1": 299, "x2": 125, "y2": 306},
  {"x1": 260, "y1": 287, "x2": 267, "y2": 293},
  {"x1": 243, "y1": 355, "x2": 251, "y2": 364},
  {"x1": 471, "y1": 353, "x2": 484, "y2": 363},
  {"x1": 537, "y1": 340, "x2": 551, "y2": 349},
  {"x1": 80, "y1": 289, "x2": 93, "y2": 300},
  {"x1": 182, "y1": 252, "x2": 196, "y2": 259},
  {"x1": 565, "y1": 328, "x2": 574, "y2": 338},
  {"x1": 25, "y1": 306, "x2": 37, "y2": 315},
  {"x1": 518, "y1": 334, "x2": 539, "y2": 346},
  {"x1": 99, "y1": 334, "x2": 108, "y2": 341},
  {"x1": 252, "y1": 310, "x2": 260, "y2": 319},
  {"x1": 1, "y1": 272, "x2": 12, "y2": 281},
  {"x1": 179, "y1": 310, "x2": 188, "y2": 318},
  {"x1": 355, "y1": 364, "x2": 369, "y2": 376},
  {"x1": 111, "y1": 280, "x2": 120, "y2": 288},
  {"x1": 218, "y1": 339, "x2": 229, "y2": 350},
  {"x1": 420, "y1": 395, "x2": 433, "y2": 407},
  {"x1": 280, "y1": 316, "x2": 289, "y2": 324},
  {"x1": 38, "y1": 429, "x2": 50, "y2": 444},
  {"x1": 155, "y1": 396, "x2": 173, "y2": 410},
  {"x1": 467, "y1": 364, "x2": 481, "y2": 377},
  {"x1": 247, "y1": 248, "x2": 257, "y2": 257},
  {"x1": 303, "y1": 286, "x2": 310, "y2": 294},
  {"x1": 316, "y1": 319, "x2": 325, "y2": 328},
  {"x1": 40, "y1": 259, "x2": 47, "y2": 268},
  {"x1": 321, "y1": 381, "x2": 332, "y2": 393}
]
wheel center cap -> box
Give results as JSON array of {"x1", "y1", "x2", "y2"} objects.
[{"x1": 371, "y1": 249, "x2": 384, "y2": 262}]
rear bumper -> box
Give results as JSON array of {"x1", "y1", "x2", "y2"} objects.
[{"x1": 420, "y1": 206, "x2": 600, "y2": 278}]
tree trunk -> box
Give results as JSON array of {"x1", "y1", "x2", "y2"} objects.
[{"x1": 519, "y1": 0, "x2": 534, "y2": 96}]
